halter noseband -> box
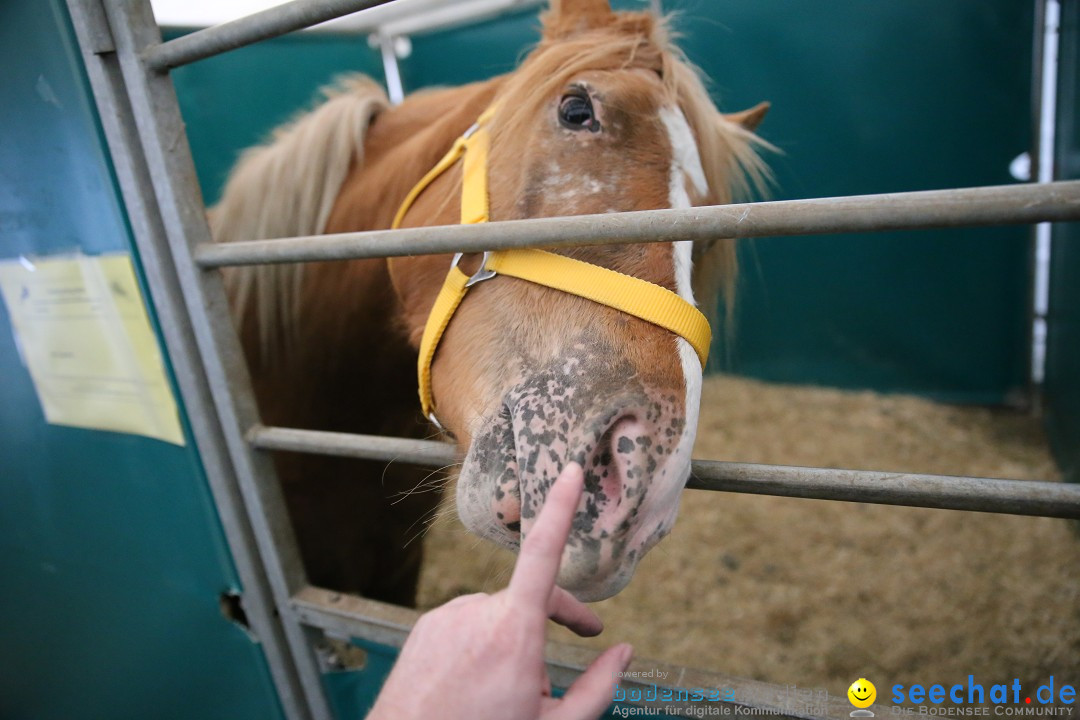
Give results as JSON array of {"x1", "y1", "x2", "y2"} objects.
[{"x1": 391, "y1": 104, "x2": 712, "y2": 425}]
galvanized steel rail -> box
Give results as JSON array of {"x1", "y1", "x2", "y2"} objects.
[
  {"x1": 250, "y1": 426, "x2": 1080, "y2": 519},
  {"x1": 689, "y1": 460, "x2": 1080, "y2": 518},
  {"x1": 195, "y1": 181, "x2": 1080, "y2": 267},
  {"x1": 145, "y1": 0, "x2": 397, "y2": 71}
]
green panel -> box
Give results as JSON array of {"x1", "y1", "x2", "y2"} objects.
[
  {"x1": 401, "y1": 6, "x2": 541, "y2": 89},
  {"x1": 322, "y1": 639, "x2": 398, "y2": 718},
  {"x1": 0, "y1": 3, "x2": 284, "y2": 719},
  {"x1": 170, "y1": 1, "x2": 1034, "y2": 403},
  {"x1": 1045, "y1": 0, "x2": 1080, "y2": 485},
  {"x1": 671, "y1": 0, "x2": 1033, "y2": 402},
  {"x1": 165, "y1": 28, "x2": 385, "y2": 204}
]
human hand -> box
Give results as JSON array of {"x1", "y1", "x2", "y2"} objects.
[{"x1": 366, "y1": 462, "x2": 633, "y2": 720}]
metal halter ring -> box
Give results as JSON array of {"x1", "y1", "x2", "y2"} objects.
[{"x1": 452, "y1": 251, "x2": 497, "y2": 287}]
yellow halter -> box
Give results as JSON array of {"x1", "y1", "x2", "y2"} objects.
[{"x1": 392, "y1": 105, "x2": 712, "y2": 424}]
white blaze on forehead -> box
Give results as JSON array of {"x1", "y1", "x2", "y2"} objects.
[
  {"x1": 654, "y1": 105, "x2": 705, "y2": 539},
  {"x1": 660, "y1": 105, "x2": 706, "y2": 306},
  {"x1": 661, "y1": 106, "x2": 708, "y2": 202},
  {"x1": 660, "y1": 106, "x2": 706, "y2": 322}
]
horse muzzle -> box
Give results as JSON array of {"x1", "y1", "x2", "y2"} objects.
[{"x1": 455, "y1": 356, "x2": 695, "y2": 601}]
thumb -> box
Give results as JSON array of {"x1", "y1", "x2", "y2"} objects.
[{"x1": 544, "y1": 643, "x2": 633, "y2": 720}]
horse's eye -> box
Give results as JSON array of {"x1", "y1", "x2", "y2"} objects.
[{"x1": 559, "y1": 92, "x2": 598, "y2": 131}]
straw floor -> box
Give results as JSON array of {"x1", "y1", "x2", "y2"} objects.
[{"x1": 415, "y1": 375, "x2": 1080, "y2": 695}]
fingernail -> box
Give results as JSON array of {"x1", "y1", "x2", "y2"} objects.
[
  {"x1": 561, "y1": 462, "x2": 584, "y2": 481},
  {"x1": 618, "y1": 643, "x2": 634, "y2": 668}
]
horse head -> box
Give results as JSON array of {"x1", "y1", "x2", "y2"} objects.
[{"x1": 387, "y1": 0, "x2": 771, "y2": 601}]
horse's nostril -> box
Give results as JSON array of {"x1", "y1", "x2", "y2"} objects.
[{"x1": 590, "y1": 413, "x2": 649, "y2": 504}]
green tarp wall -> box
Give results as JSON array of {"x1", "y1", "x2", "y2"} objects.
[
  {"x1": 0, "y1": 2, "x2": 285, "y2": 718},
  {"x1": 170, "y1": 0, "x2": 1036, "y2": 405}
]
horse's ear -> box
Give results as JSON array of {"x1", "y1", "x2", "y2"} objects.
[
  {"x1": 542, "y1": 0, "x2": 615, "y2": 39},
  {"x1": 724, "y1": 101, "x2": 770, "y2": 131}
]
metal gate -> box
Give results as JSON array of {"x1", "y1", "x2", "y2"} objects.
[{"x1": 66, "y1": 1, "x2": 1080, "y2": 718}]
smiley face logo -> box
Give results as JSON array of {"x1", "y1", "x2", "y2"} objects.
[{"x1": 847, "y1": 678, "x2": 877, "y2": 709}]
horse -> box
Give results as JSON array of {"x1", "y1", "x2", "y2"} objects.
[{"x1": 209, "y1": 0, "x2": 770, "y2": 605}]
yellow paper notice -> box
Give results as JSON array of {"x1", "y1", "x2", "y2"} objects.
[{"x1": 0, "y1": 253, "x2": 185, "y2": 445}]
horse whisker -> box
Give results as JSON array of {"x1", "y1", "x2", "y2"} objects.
[
  {"x1": 389, "y1": 462, "x2": 461, "y2": 504},
  {"x1": 401, "y1": 501, "x2": 447, "y2": 549},
  {"x1": 402, "y1": 498, "x2": 463, "y2": 549}
]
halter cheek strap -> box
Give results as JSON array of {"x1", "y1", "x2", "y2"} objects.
[
  {"x1": 392, "y1": 105, "x2": 712, "y2": 423},
  {"x1": 391, "y1": 104, "x2": 498, "y2": 231}
]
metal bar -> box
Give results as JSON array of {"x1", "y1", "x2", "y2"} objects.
[
  {"x1": 195, "y1": 180, "x2": 1080, "y2": 268},
  {"x1": 144, "y1": 0, "x2": 398, "y2": 71},
  {"x1": 687, "y1": 461, "x2": 1080, "y2": 518},
  {"x1": 291, "y1": 585, "x2": 857, "y2": 720},
  {"x1": 65, "y1": 3, "x2": 313, "y2": 717},
  {"x1": 250, "y1": 426, "x2": 1080, "y2": 519},
  {"x1": 250, "y1": 425, "x2": 457, "y2": 465},
  {"x1": 347, "y1": 0, "x2": 545, "y2": 37},
  {"x1": 99, "y1": 1, "x2": 332, "y2": 717},
  {"x1": 155, "y1": 0, "x2": 548, "y2": 38},
  {"x1": 376, "y1": 33, "x2": 404, "y2": 104},
  {"x1": 291, "y1": 586, "x2": 416, "y2": 649},
  {"x1": 1030, "y1": 0, "x2": 1062, "y2": 386}
]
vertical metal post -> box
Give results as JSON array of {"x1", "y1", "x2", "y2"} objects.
[
  {"x1": 377, "y1": 33, "x2": 405, "y2": 104},
  {"x1": 1030, "y1": 0, "x2": 1061, "y2": 387},
  {"x1": 68, "y1": 1, "x2": 333, "y2": 718},
  {"x1": 64, "y1": 3, "x2": 315, "y2": 718}
]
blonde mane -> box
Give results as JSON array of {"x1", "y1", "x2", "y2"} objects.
[
  {"x1": 491, "y1": 10, "x2": 773, "y2": 328},
  {"x1": 209, "y1": 75, "x2": 389, "y2": 363}
]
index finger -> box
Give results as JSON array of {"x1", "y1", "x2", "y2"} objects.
[{"x1": 508, "y1": 462, "x2": 585, "y2": 604}]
